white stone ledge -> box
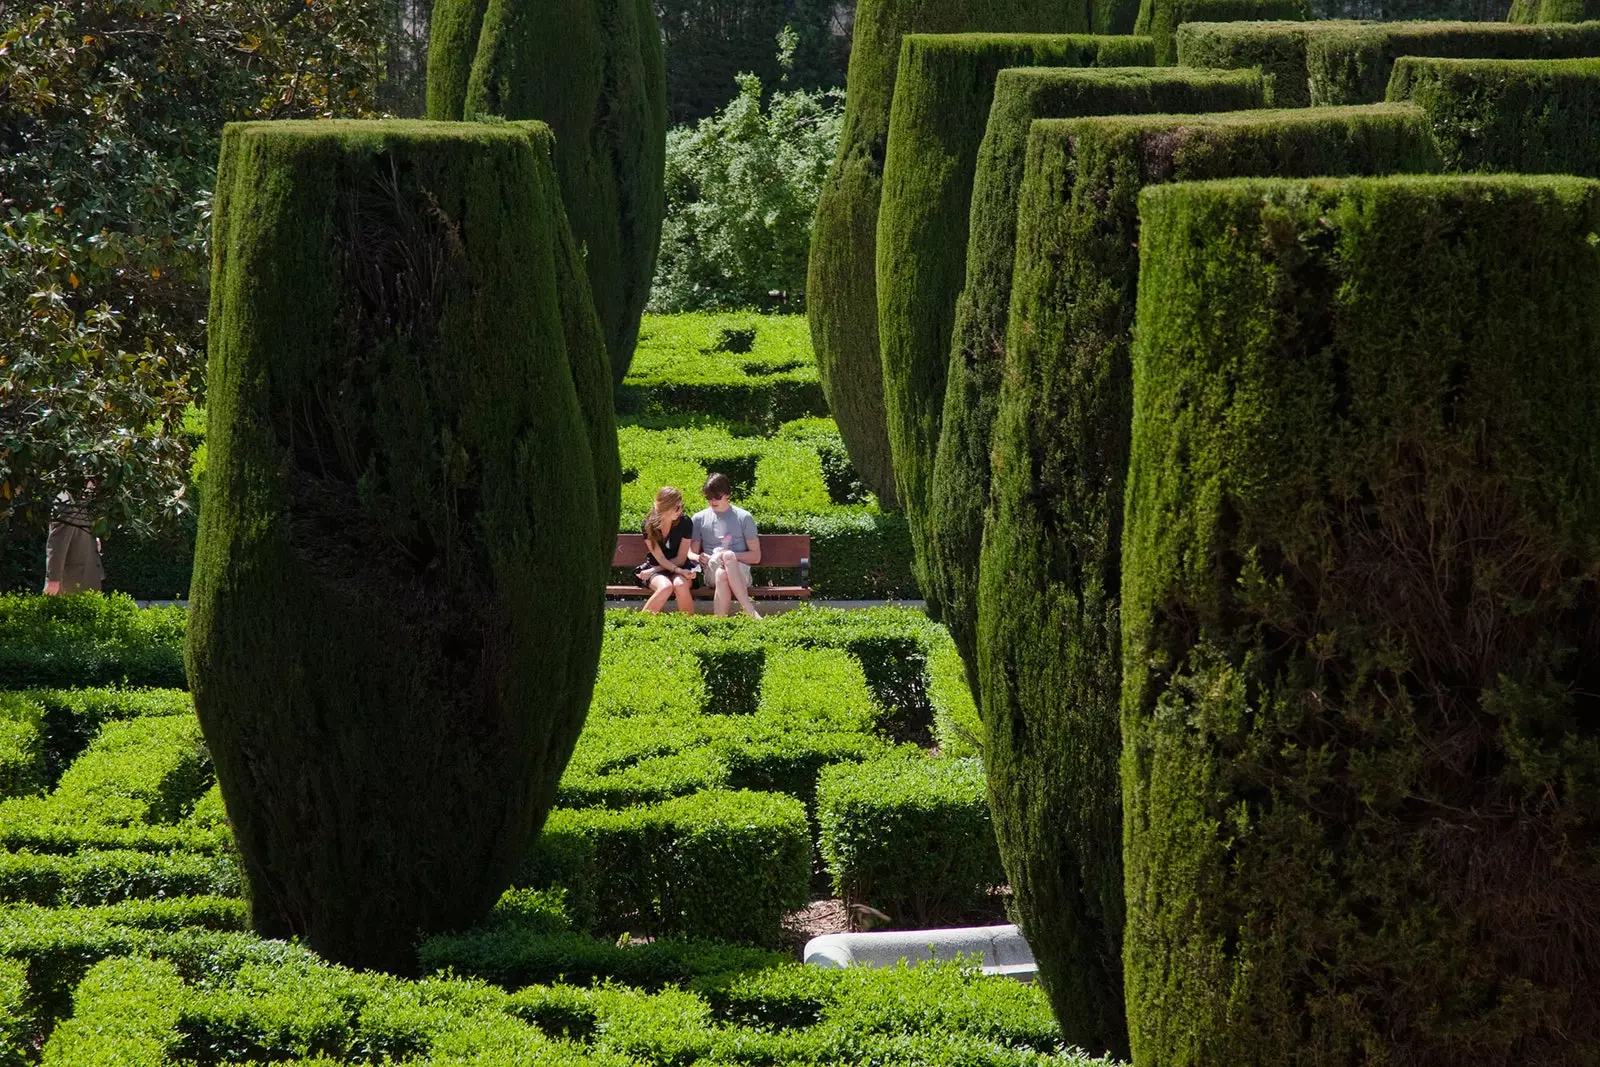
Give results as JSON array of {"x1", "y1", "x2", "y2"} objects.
[{"x1": 803, "y1": 924, "x2": 1036, "y2": 982}]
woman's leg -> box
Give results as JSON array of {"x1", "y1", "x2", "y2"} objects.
[
  {"x1": 671, "y1": 574, "x2": 695, "y2": 614},
  {"x1": 643, "y1": 573, "x2": 673, "y2": 613},
  {"x1": 723, "y1": 559, "x2": 762, "y2": 620}
]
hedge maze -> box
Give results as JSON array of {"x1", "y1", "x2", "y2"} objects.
[{"x1": 809, "y1": 0, "x2": 1600, "y2": 1060}]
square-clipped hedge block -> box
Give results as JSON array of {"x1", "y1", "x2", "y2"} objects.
[
  {"x1": 0, "y1": 594, "x2": 186, "y2": 690},
  {"x1": 1177, "y1": 18, "x2": 1600, "y2": 107},
  {"x1": 931, "y1": 65, "x2": 1265, "y2": 677},
  {"x1": 1123, "y1": 173, "x2": 1600, "y2": 1065},
  {"x1": 977, "y1": 100, "x2": 1439, "y2": 1063},
  {"x1": 40, "y1": 955, "x2": 186, "y2": 1066},
  {"x1": 1389, "y1": 56, "x2": 1600, "y2": 175},
  {"x1": 694, "y1": 639, "x2": 765, "y2": 716},
  {"x1": 523, "y1": 789, "x2": 809, "y2": 946},
  {"x1": 816, "y1": 756, "x2": 1003, "y2": 929},
  {"x1": 0, "y1": 849, "x2": 241, "y2": 907},
  {"x1": 876, "y1": 33, "x2": 1153, "y2": 618},
  {"x1": 1133, "y1": 0, "x2": 1308, "y2": 65},
  {"x1": 619, "y1": 315, "x2": 828, "y2": 428}
]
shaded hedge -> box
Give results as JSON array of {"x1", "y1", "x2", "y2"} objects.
[
  {"x1": 929, "y1": 65, "x2": 1264, "y2": 689},
  {"x1": 876, "y1": 33, "x2": 1152, "y2": 619},
  {"x1": 426, "y1": 0, "x2": 667, "y2": 385},
  {"x1": 1389, "y1": 56, "x2": 1600, "y2": 175},
  {"x1": 1176, "y1": 18, "x2": 1600, "y2": 106},
  {"x1": 805, "y1": 0, "x2": 1087, "y2": 511},
  {"x1": 1123, "y1": 173, "x2": 1600, "y2": 1066},
  {"x1": 190, "y1": 120, "x2": 609, "y2": 971},
  {"x1": 1133, "y1": 0, "x2": 1308, "y2": 65},
  {"x1": 979, "y1": 104, "x2": 1440, "y2": 1062}
]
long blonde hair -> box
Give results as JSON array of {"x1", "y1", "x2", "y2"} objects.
[{"x1": 644, "y1": 486, "x2": 685, "y2": 550}]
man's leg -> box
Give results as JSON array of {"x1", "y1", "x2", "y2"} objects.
[
  {"x1": 723, "y1": 560, "x2": 762, "y2": 620},
  {"x1": 713, "y1": 564, "x2": 733, "y2": 615}
]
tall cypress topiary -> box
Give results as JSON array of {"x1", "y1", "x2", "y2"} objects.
[
  {"x1": 1509, "y1": 0, "x2": 1600, "y2": 19},
  {"x1": 1389, "y1": 56, "x2": 1600, "y2": 175},
  {"x1": 426, "y1": 0, "x2": 666, "y2": 386},
  {"x1": 1122, "y1": 172, "x2": 1600, "y2": 1065},
  {"x1": 928, "y1": 65, "x2": 1264, "y2": 689},
  {"x1": 978, "y1": 104, "x2": 1440, "y2": 1060},
  {"x1": 1132, "y1": 0, "x2": 1308, "y2": 65},
  {"x1": 805, "y1": 0, "x2": 1091, "y2": 513},
  {"x1": 188, "y1": 120, "x2": 615, "y2": 972},
  {"x1": 876, "y1": 34, "x2": 1152, "y2": 619}
]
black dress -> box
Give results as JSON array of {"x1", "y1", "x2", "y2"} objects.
[{"x1": 635, "y1": 514, "x2": 700, "y2": 588}]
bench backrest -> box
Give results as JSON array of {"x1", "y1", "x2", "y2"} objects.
[{"x1": 613, "y1": 532, "x2": 810, "y2": 568}]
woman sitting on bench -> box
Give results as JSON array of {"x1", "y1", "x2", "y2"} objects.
[{"x1": 635, "y1": 486, "x2": 700, "y2": 614}]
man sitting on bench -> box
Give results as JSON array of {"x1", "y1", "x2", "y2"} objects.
[{"x1": 691, "y1": 472, "x2": 763, "y2": 620}]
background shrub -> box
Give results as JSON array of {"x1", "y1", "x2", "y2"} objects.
[
  {"x1": 0, "y1": 594, "x2": 185, "y2": 690},
  {"x1": 817, "y1": 756, "x2": 1003, "y2": 928}
]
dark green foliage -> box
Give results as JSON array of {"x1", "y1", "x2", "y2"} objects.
[
  {"x1": 10, "y1": 687, "x2": 193, "y2": 789},
  {"x1": 694, "y1": 640, "x2": 766, "y2": 715},
  {"x1": 427, "y1": 0, "x2": 667, "y2": 385},
  {"x1": 520, "y1": 790, "x2": 811, "y2": 945},
  {"x1": 0, "y1": 594, "x2": 185, "y2": 690},
  {"x1": 876, "y1": 33, "x2": 1153, "y2": 615},
  {"x1": 980, "y1": 104, "x2": 1440, "y2": 1060},
  {"x1": 806, "y1": 0, "x2": 1093, "y2": 512},
  {"x1": 929, "y1": 65, "x2": 1264, "y2": 687},
  {"x1": 1177, "y1": 18, "x2": 1600, "y2": 107},
  {"x1": 816, "y1": 756, "x2": 1003, "y2": 927},
  {"x1": 1509, "y1": 0, "x2": 1600, "y2": 19},
  {"x1": 1390, "y1": 56, "x2": 1600, "y2": 175},
  {"x1": 1122, "y1": 173, "x2": 1600, "y2": 1066},
  {"x1": 1133, "y1": 0, "x2": 1308, "y2": 65},
  {"x1": 0, "y1": 957, "x2": 28, "y2": 1067},
  {"x1": 190, "y1": 120, "x2": 608, "y2": 971}
]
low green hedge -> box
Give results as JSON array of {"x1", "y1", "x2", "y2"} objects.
[
  {"x1": 1389, "y1": 56, "x2": 1600, "y2": 175},
  {"x1": 0, "y1": 594, "x2": 186, "y2": 689},
  {"x1": 523, "y1": 790, "x2": 810, "y2": 945},
  {"x1": 0, "y1": 955, "x2": 28, "y2": 1067},
  {"x1": 0, "y1": 696, "x2": 44, "y2": 800},
  {"x1": 420, "y1": 927, "x2": 788, "y2": 992},
  {"x1": 21, "y1": 688, "x2": 194, "y2": 787},
  {"x1": 41, "y1": 955, "x2": 186, "y2": 1066},
  {"x1": 1176, "y1": 18, "x2": 1600, "y2": 107},
  {"x1": 817, "y1": 756, "x2": 1003, "y2": 928},
  {"x1": 619, "y1": 314, "x2": 828, "y2": 430},
  {"x1": 0, "y1": 850, "x2": 240, "y2": 907}
]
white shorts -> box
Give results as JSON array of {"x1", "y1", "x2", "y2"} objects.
[{"x1": 704, "y1": 552, "x2": 753, "y2": 589}]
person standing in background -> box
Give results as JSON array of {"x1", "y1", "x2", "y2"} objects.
[{"x1": 44, "y1": 490, "x2": 103, "y2": 595}]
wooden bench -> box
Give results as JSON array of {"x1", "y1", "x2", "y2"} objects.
[{"x1": 606, "y1": 533, "x2": 811, "y2": 600}]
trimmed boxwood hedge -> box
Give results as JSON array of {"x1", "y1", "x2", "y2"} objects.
[
  {"x1": 929, "y1": 64, "x2": 1264, "y2": 683},
  {"x1": 876, "y1": 33, "x2": 1153, "y2": 618},
  {"x1": 191, "y1": 120, "x2": 611, "y2": 971},
  {"x1": 978, "y1": 102, "x2": 1440, "y2": 1061},
  {"x1": 1123, "y1": 173, "x2": 1600, "y2": 1065},
  {"x1": 805, "y1": 0, "x2": 1091, "y2": 511},
  {"x1": 0, "y1": 594, "x2": 185, "y2": 690},
  {"x1": 816, "y1": 755, "x2": 1003, "y2": 929},
  {"x1": 427, "y1": 0, "x2": 667, "y2": 385},
  {"x1": 1176, "y1": 18, "x2": 1600, "y2": 107},
  {"x1": 1389, "y1": 56, "x2": 1600, "y2": 175},
  {"x1": 1133, "y1": 0, "x2": 1308, "y2": 65}
]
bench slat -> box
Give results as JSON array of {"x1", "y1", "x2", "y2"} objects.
[{"x1": 613, "y1": 532, "x2": 811, "y2": 569}]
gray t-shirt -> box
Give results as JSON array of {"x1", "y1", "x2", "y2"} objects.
[{"x1": 692, "y1": 504, "x2": 758, "y2": 555}]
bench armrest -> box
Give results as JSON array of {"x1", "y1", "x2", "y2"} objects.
[{"x1": 798, "y1": 555, "x2": 810, "y2": 587}]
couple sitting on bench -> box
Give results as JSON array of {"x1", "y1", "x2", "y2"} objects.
[{"x1": 635, "y1": 472, "x2": 763, "y2": 619}]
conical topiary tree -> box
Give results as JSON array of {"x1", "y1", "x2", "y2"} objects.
[
  {"x1": 426, "y1": 0, "x2": 666, "y2": 386},
  {"x1": 188, "y1": 120, "x2": 616, "y2": 972},
  {"x1": 805, "y1": 0, "x2": 1098, "y2": 512},
  {"x1": 875, "y1": 33, "x2": 1152, "y2": 620},
  {"x1": 978, "y1": 104, "x2": 1440, "y2": 1059},
  {"x1": 1122, "y1": 172, "x2": 1600, "y2": 1065},
  {"x1": 927, "y1": 63, "x2": 1264, "y2": 695}
]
